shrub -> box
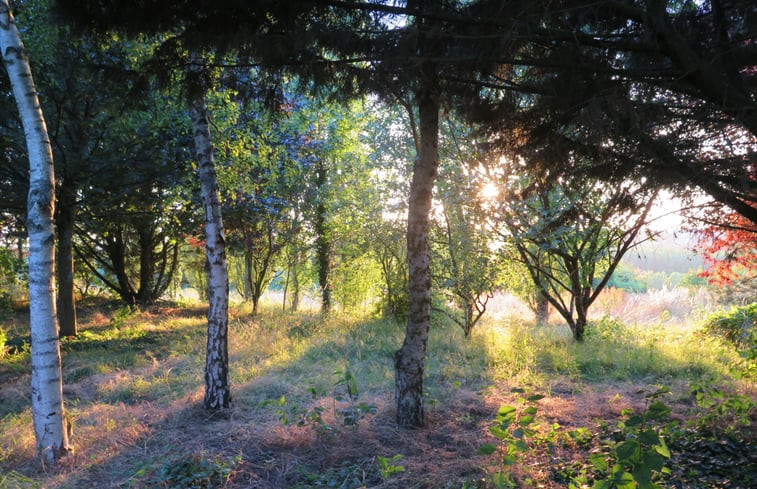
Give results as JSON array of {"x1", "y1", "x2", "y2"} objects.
[
  {"x1": 701, "y1": 303, "x2": 756, "y2": 349},
  {"x1": 0, "y1": 292, "x2": 12, "y2": 320},
  {"x1": 0, "y1": 326, "x2": 6, "y2": 358}
]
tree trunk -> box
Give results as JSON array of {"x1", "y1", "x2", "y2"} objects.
[
  {"x1": 1, "y1": 0, "x2": 72, "y2": 463},
  {"x1": 394, "y1": 81, "x2": 439, "y2": 428},
  {"x1": 56, "y1": 176, "x2": 77, "y2": 336},
  {"x1": 282, "y1": 266, "x2": 289, "y2": 311},
  {"x1": 136, "y1": 222, "x2": 155, "y2": 304},
  {"x1": 242, "y1": 249, "x2": 253, "y2": 300},
  {"x1": 315, "y1": 159, "x2": 331, "y2": 313},
  {"x1": 535, "y1": 293, "x2": 549, "y2": 326},
  {"x1": 290, "y1": 264, "x2": 300, "y2": 312},
  {"x1": 188, "y1": 53, "x2": 231, "y2": 410},
  {"x1": 572, "y1": 315, "x2": 586, "y2": 342}
]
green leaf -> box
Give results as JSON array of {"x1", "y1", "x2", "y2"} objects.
[
  {"x1": 642, "y1": 450, "x2": 665, "y2": 471},
  {"x1": 591, "y1": 481, "x2": 611, "y2": 489},
  {"x1": 638, "y1": 429, "x2": 660, "y2": 446},
  {"x1": 512, "y1": 428, "x2": 525, "y2": 439},
  {"x1": 498, "y1": 405, "x2": 517, "y2": 417},
  {"x1": 527, "y1": 394, "x2": 545, "y2": 402},
  {"x1": 637, "y1": 483, "x2": 663, "y2": 489},
  {"x1": 654, "y1": 438, "x2": 671, "y2": 459},
  {"x1": 616, "y1": 440, "x2": 641, "y2": 463},
  {"x1": 519, "y1": 415, "x2": 535, "y2": 426},
  {"x1": 632, "y1": 463, "x2": 653, "y2": 484},
  {"x1": 523, "y1": 406, "x2": 538, "y2": 415},
  {"x1": 503, "y1": 454, "x2": 517, "y2": 466},
  {"x1": 490, "y1": 425, "x2": 509, "y2": 440},
  {"x1": 589, "y1": 453, "x2": 608, "y2": 472},
  {"x1": 492, "y1": 471, "x2": 508, "y2": 488},
  {"x1": 477, "y1": 443, "x2": 497, "y2": 455},
  {"x1": 611, "y1": 468, "x2": 635, "y2": 489},
  {"x1": 646, "y1": 402, "x2": 671, "y2": 420},
  {"x1": 625, "y1": 415, "x2": 643, "y2": 427}
]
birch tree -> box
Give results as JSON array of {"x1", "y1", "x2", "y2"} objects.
[
  {"x1": 0, "y1": 0, "x2": 72, "y2": 463},
  {"x1": 187, "y1": 53, "x2": 231, "y2": 409}
]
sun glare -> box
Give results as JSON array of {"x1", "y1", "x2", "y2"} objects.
[{"x1": 480, "y1": 182, "x2": 500, "y2": 200}]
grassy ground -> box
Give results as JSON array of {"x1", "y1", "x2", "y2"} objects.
[{"x1": 0, "y1": 294, "x2": 755, "y2": 488}]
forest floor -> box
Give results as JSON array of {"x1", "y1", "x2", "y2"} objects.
[{"x1": 0, "y1": 295, "x2": 755, "y2": 488}]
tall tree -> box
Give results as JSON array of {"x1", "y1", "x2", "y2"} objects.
[
  {"x1": 0, "y1": 0, "x2": 72, "y2": 463},
  {"x1": 187, "y1": 53, "x2": 230, "y2": 409}
]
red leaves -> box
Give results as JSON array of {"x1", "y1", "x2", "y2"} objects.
[
  {"x1": 698, "y1": 214, "x2": 757, "y2": 285},
  {"x1": 187, "y1": 235, "x2": 206, "y2": 251}
]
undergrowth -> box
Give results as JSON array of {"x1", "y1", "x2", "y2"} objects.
[{"x1": 0, "y1": 297, "x2": 753, "y2": 488}]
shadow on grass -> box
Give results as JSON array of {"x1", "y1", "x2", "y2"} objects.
[
  {"x1": 0, "y1": 314, "x2": 207, "y2": 420},
  {"x1": 1, "y1": 305, "x2": 747, "y2": 489}
]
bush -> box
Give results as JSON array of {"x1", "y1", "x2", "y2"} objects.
[
  {"x1": 702, "y1": 303, "x2": 756, "y2": 349},
  {"x1": 0, "y1": 326, "x2": 6, "y2": 358},
  {"x1": 0, "y1": 292, "x2": 11, "y2": 321}
]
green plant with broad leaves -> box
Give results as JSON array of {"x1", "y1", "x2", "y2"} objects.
[
  {"x1": 332, "y1": 368, "x2": 376, "y2": 426},
  {"x1": 689, "y1": 378, "x2": 755, "y2": 436},
  {"x1": 478, "y1": 388, "x2": 545, "y2": 488},
  {"x1": 586, "y1": 386, "x2": 672, "y2": 489},
  {"x1": 376, "y1": 454, "x2": 405, "y2": 479},
  {"x1": 132, "y1": 453, "x2": 236, "y2": 488}
]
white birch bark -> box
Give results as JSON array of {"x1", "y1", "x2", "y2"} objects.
[
  {"x1": 0, "y1": 0, "x2": 71, "y2": 463},
  {"x1": 187, "y1": 53, "x2": 231, "y2": 409}
]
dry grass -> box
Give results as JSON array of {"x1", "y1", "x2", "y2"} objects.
[{"x1": 0, "y1": 292, "x2": 754, "y2": 488}]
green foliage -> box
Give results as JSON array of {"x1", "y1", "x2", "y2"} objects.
[
  {"x1": 132, "y1": 453, "x2": 235, "y2": 488},
  {"x1": 432, "y1": 157, "x2": 500, "y2": 337},
  {"x1": 376, "y1": 454, "x2": 405, "y2": 479},
  {"x1": 677, "y1": 271, "x2": 708, "y2": 289},
  {"x1": 701, "y1": 303, "x2": 756, "y2": 349},
  {"x1": 332, "y1": 255, "x2": 382, "y2": 314},
  {"x1": 478, "y1": 389, "x2": 546, "y2": 488},
  {"x1": 604, "y1": 264, "x2": 647, "y2": 293},
  {"x1": 0, "y1": 326, "x2": 5, "y2": 358},
  {"x1": 0, "y1": 248, "x2": 18, "y2": 319},
  {"x1": 0, "y1": 293, "x2": 11, "y2": 321},
  {"x1": 689, "y1": 378, "x2": 756, "y2": 437},
  {"x1": 110, "y1": 304, "x2": 137, "y2": 329},
  {"x1": 494, "y1": 171, "x2": 658, "y2": 340},
  {"x1": 587, "y1": 387, "x2": 673, "y2": 489}
]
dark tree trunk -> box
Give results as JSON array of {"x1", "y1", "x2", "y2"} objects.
[
  {"x1": 251, "y1": 294, "x2": 259, "y2": 316},
  {"x1": 105, "y1": 231, "x2": 136, "y2": 304},
  {"x1": 572, "y1": 316, "x2": 586, "y2": 342},
  {"x1": 136, "y1": 223, "x2": 155, "y2": 304},
  {"x1": 188, "y1": 54, "x2": 231, "y2": 410},
  {"x1": 243, "y1": 250, "x2": 253, "y2": 300},
  {"x1": 56, "y1": 177, "x2": 77, "y2": 337},
  {"x1": 315, "y1": 160, "x2": 331, "y2": 313},
  {"x1": 394, "y1": 79, "x2": 439, "y2": 428}
]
